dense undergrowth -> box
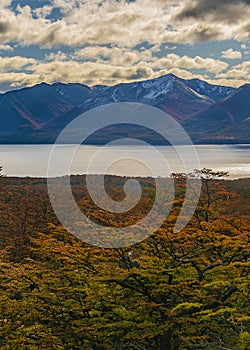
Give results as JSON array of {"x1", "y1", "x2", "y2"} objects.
[{"x1": 0, "y1": 171, "x2": 249, "y2": 350}]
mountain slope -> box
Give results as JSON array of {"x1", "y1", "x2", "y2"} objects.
[
  {"x1": 183, "y1": 84, "x2": 250, "y2": 143},
  {"x1": 185, "y1": 78, "x2": 235, "y2": 101},
  {"x1": 0, "y1": 74, "x2": 248, "y2": 144},
  {"x1": 0, "y1": 82, "x2": 94, "y2": 142},
  {"x1": 80, "y1": 74, "x2": 215, "y2": 122},
  {"x1": 0, "y1": 83, "x2": 88, "y2": 132}
]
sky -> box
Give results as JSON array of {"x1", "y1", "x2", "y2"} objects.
[{"x1": 0, "y1": 0, "x2": 250, "y2": 92}]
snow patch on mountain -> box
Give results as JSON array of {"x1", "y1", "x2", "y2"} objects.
[
  {"x1": 186, "y1": 78, "x2": 235, "y2": 101},
  {"x1": 188, "y1": 87, "x2": 213, "y2": 102},
  {"x1": 141, "y1": 75, "x2": 174, "y2": 99}
]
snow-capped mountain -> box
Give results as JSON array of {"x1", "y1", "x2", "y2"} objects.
[
  {"x1": 183, "y1": 84, "x2": 250, "y2": 143},
  {"x1": 79, "y1": 74, "x2": 223, "y2": 122},
  {"x1": 0, "y1": 74, "x2": 248, "y2": 144},
  {"x1": 185, "y1": 78, "x2": 235, "y2": 102}
]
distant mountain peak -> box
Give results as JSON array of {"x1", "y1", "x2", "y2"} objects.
[{"x1": 0, "y1": 73, "x2": 249, "y2": 144}]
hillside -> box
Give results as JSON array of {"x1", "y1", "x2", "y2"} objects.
[{"x1": 1, "y1": 74, "x2": 249, "y2": 144}]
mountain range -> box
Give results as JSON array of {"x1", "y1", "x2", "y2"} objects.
[{"x1": 0, "y1": 74, "x2": 249, "y2": 144}]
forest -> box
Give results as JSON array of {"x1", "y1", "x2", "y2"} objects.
[{"x1": 0, "y1": 167, "x2": 249, "y2": 350}]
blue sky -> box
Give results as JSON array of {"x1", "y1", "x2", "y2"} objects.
[{"x1": 0, "y1": 0, "x2": 250, "y2": 91}]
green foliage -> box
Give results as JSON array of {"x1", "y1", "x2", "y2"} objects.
[
  {"x1": 238, "y1": 332, "x2": 250, "y2": 350},
  {"x1": 0, "y1": 173, "x2": 249, "y2": 349}
]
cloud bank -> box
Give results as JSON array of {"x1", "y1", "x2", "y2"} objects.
[{"x1": 0, "y1": 0, "x2": 249, "y2": 90}]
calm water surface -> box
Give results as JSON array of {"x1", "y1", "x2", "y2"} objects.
[{"x1": 0, "y1": 144, "x2": 249, "y2": 179}]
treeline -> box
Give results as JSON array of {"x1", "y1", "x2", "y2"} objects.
[{"x1": 0, "y1": 170, "x2": 249, "y2": 350}]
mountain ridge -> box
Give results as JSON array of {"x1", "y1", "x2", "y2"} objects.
[{"x1": 0, "y1": 74, "x2": 249, "y2": 144}]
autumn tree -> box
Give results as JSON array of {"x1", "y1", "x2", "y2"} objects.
[
  {"x1": 192, "y1": 168, "x2": 230, "y2": 224},
  {"x1": 0, "y1": 174, "x2": 249, "y2": 350}
]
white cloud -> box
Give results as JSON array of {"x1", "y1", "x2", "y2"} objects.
[
  {"x1": 152, "y1": 54, "x2": 228, "y2": 74},
  {"x1": 0, "y1": 44, "x2": 13, "y2": 51},
  {"x1": 221, "y1": 48, "x2": 242, "y2": 59},
  {"x1": 234, "y1": 61, "x2": 250, "y2": 71},
  {"x1": 75, "y1": 46, "x2": 153, "y2": 66},
  {"x1": 1, "y1": 49, "x2": 249, "y2": 90},
  {"x1": 0, "y1": 0, "x2": 249, "y2": 49},
  {"x1": 0, "y1": 0, "x2": 12, "y2": 10},
  {"x1": 45, "y1": 51, "x2": 69, "y2": 61},
  {"x1": 0, "y1": 56, "x2": 36, "y2": 71},
  {"x1": 207, "y1": 78, "x2": 249, "y2": 88},
  {"x1": 0, "y1": 58, "x2": 247, "y2": 90},
  {"x1": 34, "y1": 5, "x2": 54, "y2": 19},
  {"x1": 217, "y1": 69, "x2": 247, "y2": 80},
  {"x1": 215, "y1": 60, "x2": 250, "y2": 81},
  {"x1": 0, "y1": 0, "x2": 249, "y2": 90}
]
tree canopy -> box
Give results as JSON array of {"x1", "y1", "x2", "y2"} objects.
[{"x1": 0, "y1": 171, "x2": 249, "y2": 349}]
